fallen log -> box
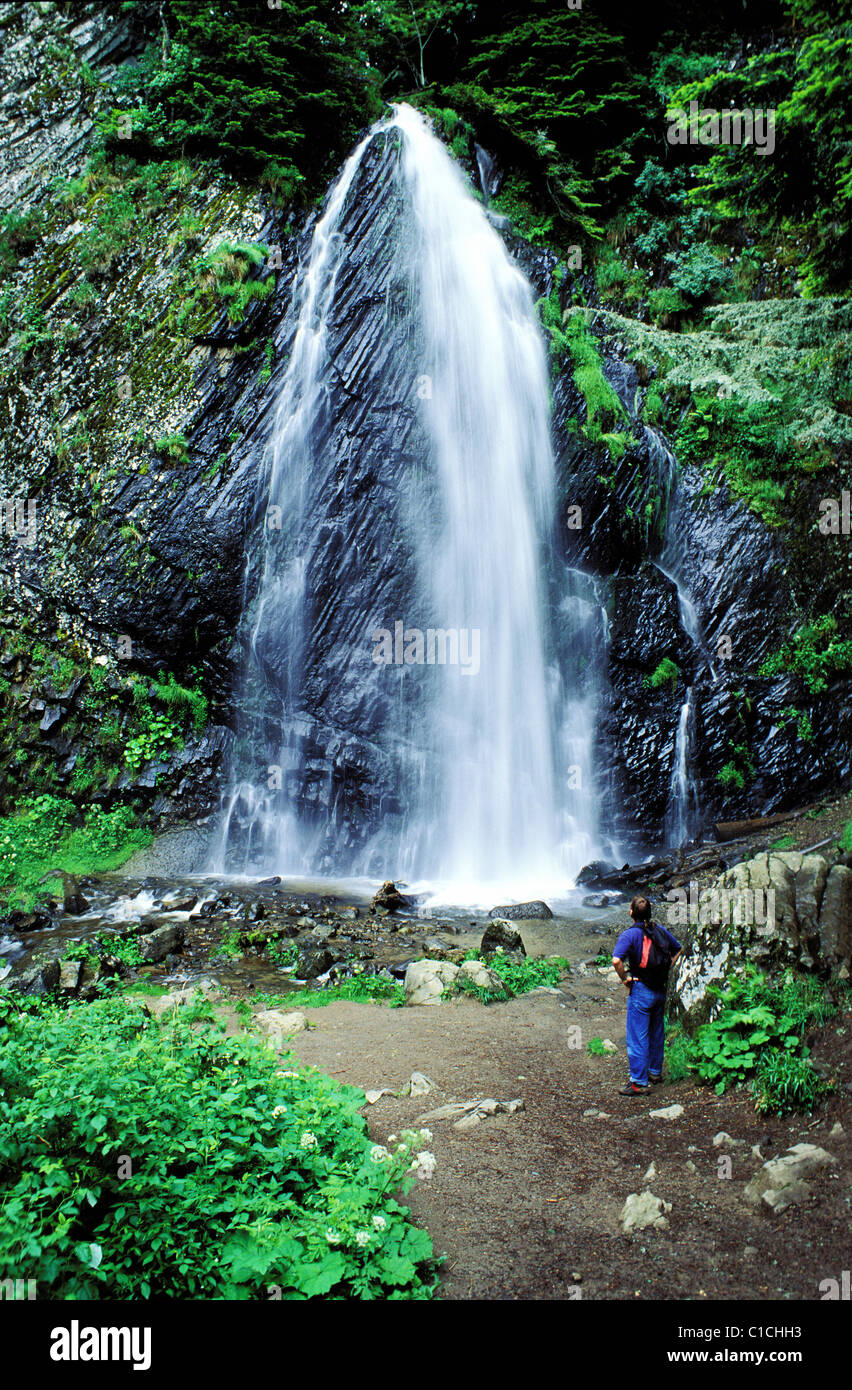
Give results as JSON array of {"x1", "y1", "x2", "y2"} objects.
[{"x1": 713, "y1": 810, "x2": 804, "y2": 843}]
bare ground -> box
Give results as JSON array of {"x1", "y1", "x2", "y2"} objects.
[{"x1": 286, "y1": 965, "x2": 852, "y2": 1302}]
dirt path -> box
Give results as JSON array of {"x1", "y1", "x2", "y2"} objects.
[{"x1": 287, "y1": 969, "x2": 851, "y2": 1301}]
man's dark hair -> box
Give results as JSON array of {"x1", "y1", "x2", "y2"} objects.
[{"x1": 630, "y1": 895, "x2": 653, "y2": 922}]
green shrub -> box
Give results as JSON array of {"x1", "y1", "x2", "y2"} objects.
[
  {"x1": 561, "y1": 310, "x2": 629, "y2": 444},
  {"x1": 0, "y1": 208, "x2": 45, "y2": 269},
  {"x1": 154, "y1": 433, "x2": 190, "y2": 465},
  {"x1": 647, "y1": 287, "x2": 688, "y2": 326},
  {"x1": 176, "y1": 241, "x2": 274, "y2": 332},
  {"x1": 65, "y1": 933, "x2": 145, "y2": 971},
  {"x1": 759, "y1": 615, "x2": 852, "y2": 694},
  {"x1": 665, "y1": 242, "x2": 733, "y2": 304},
  {"x1": 586, "y1": 1037, "x2": 607, "y2": 1056},
  {"x1": 717, "y1": 761, "x2": 745, "y2": 791},
  {"x1": 0, "y1": 996, "x2": 437, "y2": 1298},
  {"x1": 841, "y1": 821, "x2": 852, "y2": 853},
  {"x1": 678, "y1": 967, "x2": 841, "y2": 1113},
  {"x1": 451, "y1": 952, "x2": 569, "y2": 1005},
  {"x1": 662, "y1": 1025, "x2": 691, "y2": 1082},
  {"x1": 752, "y1": 1048, "x2": 831, "y2": 1117}
]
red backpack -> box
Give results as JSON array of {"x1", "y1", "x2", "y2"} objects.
[{"x1": 635, "y1": 923, "x2": 674, "y2": 991}]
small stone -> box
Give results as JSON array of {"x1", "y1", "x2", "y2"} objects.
[
  {"x1": 620, "y1": 1191, "x2": 672, "y2": 1234},
  {"x1": 400, "y1": 1071, "x2": 434, "y2": 1098},
  {"x1": 685, "y1": 1160, "x2": 698, "y2": 1174},
  {"x1": 743, "y1": 1246, "x2": 758, "y2": 1258},
  {"x1": 601, "y1": 1038, "x2": 618, "y2": 1053},
  {"x1": 364, "y1": 1088, "x2": 394, "y2": 1105},
  {"x1": 650, "y1": 1104, "x2": 684, "y2": 1120},
  {"x1": 829, "y1": 1122, "x2": 844, "y2": 1138},
  {"x1": 644, "y1": 1162, "x2": 656, "y2": 1182},
  {"x1": 583, "y1": 1108, "x2": 599, "y2": 1118},
  {"x1": 712, "y1": 1131, "x2": 742, "y2": 1149}
]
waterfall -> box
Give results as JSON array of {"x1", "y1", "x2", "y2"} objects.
[
  {"x1": 214, "y1": 104, "x2": 605, "y2": 900},
  {"x1": 645, "y1": 427, "x2": 706, "y2": 846},
  {"x1": 665, "y1": 688, "x2": 699, "y2": 847}
]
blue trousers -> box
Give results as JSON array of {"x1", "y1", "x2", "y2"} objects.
[{"x1": 625, "y1": 980, "x2": 666, "y2": 1086}]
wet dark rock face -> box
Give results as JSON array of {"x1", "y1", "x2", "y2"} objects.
[
  {"x1": 0, "y1": 9, "x2": 848, "y2": 860},
  {"x1": 549, "y1": 342, "x2": 851, "y2": 851}
]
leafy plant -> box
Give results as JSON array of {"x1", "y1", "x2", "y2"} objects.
[
  {"x1": 646, "y1": 657, "x2": 679, "y2": 692},
  {"x1": 676, "y1": 967, "x2": 841, "y2": 1113},
  {"x1": 759, "y1": 616, "x2": 852, "y2": 694},
  {"x1": 281, "y1": 974, "x2": 406, "y2": 1010},
  {"x1": 450, "y1": 952, "x2": 569, "y2": 1005},
  {"x1": 0, "y1": 996, "x2": 437, "y2": 1298}
]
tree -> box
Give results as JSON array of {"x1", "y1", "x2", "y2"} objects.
[{"x1": 355, "y1": 0, "x2": 473, "y2": 89}]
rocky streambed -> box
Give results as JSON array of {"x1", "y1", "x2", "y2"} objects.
[{"x1": 3, "y1": 800, "x2": 850, "y2": 1012}]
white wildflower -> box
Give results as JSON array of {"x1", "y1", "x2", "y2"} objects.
[
  {"x1": 326, "y1": 1228, "x2": 341, "y2": 1245},
  {"x1": 370, "y1": 1144, "x2": 390, "y2": 1163},
  {"x1": 372, "y1": 1215, "x2": 387, "y2": 1231},
  {"x1": 355, "y1": 1230, "x2": 371, "y2": 1248},
  {"x1": 300, "y1": 1131, "x2": 317, "y2": 1149},
  {"x1": 411, "y1": 1150, "x2": 436, "y2": 1181},
  {"x1": 418, "y1": 1128, "x2": 433, "y2": 1143},
  {"x1": 272, "y1": 1105, "x2": 287, "y2": 1117}
]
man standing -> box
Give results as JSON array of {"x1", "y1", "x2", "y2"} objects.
[{"x1": 612, "y1": 895, "x2": 682, "y2": 1096}]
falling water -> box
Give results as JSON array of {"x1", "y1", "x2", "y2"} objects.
[
  {"x1": 645, "y1": 427, "x2": 706, "y2": 846},
  {"x1": 215, "y1": 104, "x2": 605, "y2": 899}
]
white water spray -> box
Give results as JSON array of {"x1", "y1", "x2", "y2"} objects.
[{"x1": 216, "y1": 105, "x2": 605, "y2": 900}]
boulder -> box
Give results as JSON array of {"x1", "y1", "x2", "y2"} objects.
[
  {"x1": 58, "y1": 959, "x2": 82, "y2": 996},
  {"x1": 138, "y1": 924, "x2": 184, "y2": 963},
  {"x1": 488, "y1": 900, "x2": 552, "y2": 920},
  {"x1": 620, "y1": 1191, "x2": 672, "y2": 1234},
  {"x1": 744, "y1": 1143, "x2": 837, "y2": 1213},
  {"x1": 480, "y1": 919, "x2": 526, "y2": 957},
  {"x1": 157, "y1": 890, "x2": 198, "y2": 913},
  {"x1": 457, "y1": 959, "x2": 505, "y2": 993},
  {"x1": 5, "y1": 959, "x2": 60, "y2": 995},
  {"x1": 403, "y1": 958, "x2": 459, "y2": 1005},
  {"x1": 254, "y1": 1009, "x2": 308, "y2": 1043},
  {"x1": 670, "y1": 849, "x2": 852, "y2": 1028},
  {"x1": 819, "y1": 866, "x2": 852, "y2": 963},
  {"x1": 576, "y1": 862, "x2": 620, "y2": 888},
  {"x1": 297, "y1": 945, "x2": 336, "y2": 978},
  {"x1": 371, "y1": 881, "x2": 411, "y2": 914}
]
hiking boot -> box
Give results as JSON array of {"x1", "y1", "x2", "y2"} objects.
[
  {"x1": 648, "y1": 1073, "x2": 663, "y2": 1085},
  {"x1": 618, "y1": 1081, "x2": 649, "y2": 1095}
]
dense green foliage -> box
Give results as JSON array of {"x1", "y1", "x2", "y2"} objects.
[
  {"x1": 0, "y1": 995, "x2": 437, "y2": 1298},
  {"x1": 0, "y1": 796, "x2": 151, "y2": 908},
  {"x1": 667, "y1": 967, "x2": 845, "y2": 1114},
  {"x1": 113, "y1": 0, "x2": 382, "y2": 197},
  {"x1": 759, "y1": 616, "x2": 852, "y2": 693},
  {"x1": 668, "y1": 0, "x2": 852, "y2": 292}
]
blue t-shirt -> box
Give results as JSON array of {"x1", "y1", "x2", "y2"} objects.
[{"x1": 612, "y1": 923, "x2": 681, "y2": 976}]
